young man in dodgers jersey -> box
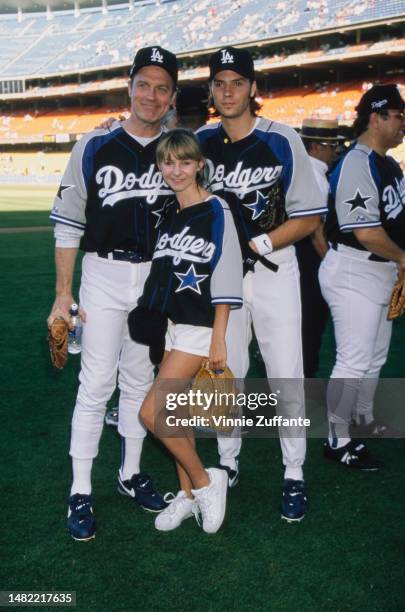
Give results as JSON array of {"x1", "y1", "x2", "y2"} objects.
[
  {"x1": 197, "y1": 47, "x2": 326, "y2": 521},
  {"x1": 47, "y1": 46, "x2": 178, "y2": 541}
]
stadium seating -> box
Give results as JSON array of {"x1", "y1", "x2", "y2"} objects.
[
  {"x1": 0, "y1": 0, "x2": 404, "y2": 78},
  {"x1": 1, "y1": 76, "x2": 404, "y2": 144}
]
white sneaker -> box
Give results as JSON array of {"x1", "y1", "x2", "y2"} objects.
[
  {"x1": 154, "y1": 491, "x2": 197, "y2": 531},
  {"x1": 191, "y1": 467, "x2": 228, "y2": 534}
]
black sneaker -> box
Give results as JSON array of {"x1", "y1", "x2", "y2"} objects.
[
  {"x1": 281, "y1": 479, "x2": 307, "y2": 522},
  {"x1": 350, "y1": 419, "x2": 391, "y2": 439},
  {"x1": 217, "y1": 460, "x2": 239, "y2": 488},
  {"x1": 117, "y1": 470, "x2": 168, "y2": 512},
  {"x1": 67, "y1": 494, "x2": 96, "y2": 541},
  {"x1": 323, "y1": 440, "x2": 383, "y2": 471}
]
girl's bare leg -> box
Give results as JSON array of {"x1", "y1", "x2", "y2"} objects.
[{"x1": 141, "y1": 349, "x2": 210, "y2": 491}]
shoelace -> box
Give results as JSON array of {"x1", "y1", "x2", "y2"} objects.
[
  {"x1": 163, "y1": 492, "x2": 201, "y2": 524},
  {"x1": 163, "y1": 492, "x2": 185, "y2": 516}
]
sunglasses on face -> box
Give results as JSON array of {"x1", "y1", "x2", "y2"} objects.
[
  {"x1": 319, "y1": 142, "x2": 339, "y2": 149},
  {"x1": 380, "y1": 111, "x2": 405, "y2": 121}
]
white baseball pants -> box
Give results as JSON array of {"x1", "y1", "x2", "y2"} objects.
[
  {"x1": 70, "y1": 253, "x2": 154, "y2": 459},
  {"x1": 319, "y1": 245, "x2": 396, "y2": 426},
  {"x1": 218, "y1": 246, "x2": 306, "y2": 470}
]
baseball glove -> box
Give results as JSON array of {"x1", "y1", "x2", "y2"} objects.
[
  {"x1": 189, "y1": 361, "x2": 240, "y2": 433},
  {"x1": 257, "y1": 183, "x2": 287, "y2": 232},
  {"x1": 387, "y1": 271, "x2": 405, "y2": 321},
  {"x1": 48, "y1": 317, "x2": 69, "y2": 369}
]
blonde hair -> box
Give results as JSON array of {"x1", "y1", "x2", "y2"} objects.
[{"x1": 156, "y1": 128, "x2": 206, "y2": 186}]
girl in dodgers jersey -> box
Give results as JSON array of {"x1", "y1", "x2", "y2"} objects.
[{"x1": 138, "y1": 129, "x2": 243, "y2": 533}]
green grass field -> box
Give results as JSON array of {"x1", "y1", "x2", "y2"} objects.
[
  {"x1": 0, "y1": 184, "x2": 55, "y2": 228},
  {"x1": 1, "y1": 191, "x2": 404, "y2": 612}
]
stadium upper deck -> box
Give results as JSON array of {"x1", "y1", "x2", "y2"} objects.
[{"x1": 0, "y1": 0, "x2": 404, "y2": 78}]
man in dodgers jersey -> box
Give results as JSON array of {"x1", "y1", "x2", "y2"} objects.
[
  {"x1": 319, "y1": 84, "x2": 405, "y2": 467},
  {"x1": 197, "y1": 47, "x2": 326, "y2": 521},
  {"x1": 47, "y1": 46, "x2": 178, "y2": 541}
]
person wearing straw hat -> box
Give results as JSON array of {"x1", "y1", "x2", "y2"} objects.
[{"x1": 295, "y1": 118, "x2": 342, "y2": 378}]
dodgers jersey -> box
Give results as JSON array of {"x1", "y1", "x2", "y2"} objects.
[
  {"x1": 139, "y1": 195, "x2": 243, "y2": 327},
  {"x1": 326, "y1": 143, "x2": 405, "y2": 250},
  {"x1": 49, "y1": 123, "x2": 172, "y2": 257},
  {"x1": 197, "y1": 117, "x2": 326, "y2": 259}
]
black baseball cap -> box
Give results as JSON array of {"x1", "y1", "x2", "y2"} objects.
[
  {"x1": 128, "y1": 306, "x2": 167, "y2": 366},
  {"x1": 355, "y1": 84, "x2": 405, "y2": 115},
  {"x1": 209, "y1": 47, "x2": 255, "y2": 81},
  {"x1": 129, "y1": 46, "x2": 178, "y2": 86},
  {"x1": 176, "y1": 86, "x2": 207, "y2": 116}
]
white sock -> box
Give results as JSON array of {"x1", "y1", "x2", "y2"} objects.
[
  {"x1": 70, "y1": 457, "x2": 93, "y2": 496},
  {"x1": 284, "y1": 467, "x2": 303, "y2": 481},
  {"x1": 120, "y1": 436, "x2": 143, "y2": 481},
  {"x1": 219, "y1": 457, "x2": 237, "y2": 471},
  {"x1": 328, "y1": 421, "x2": 350, "y2": 449},
  {"x1": 328, "y1": 436, "x2": 351, "y2": 449}
]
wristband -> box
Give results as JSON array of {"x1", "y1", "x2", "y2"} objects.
[{"x1": 251, "y1": 234, "x2": 273, "y2": 256}]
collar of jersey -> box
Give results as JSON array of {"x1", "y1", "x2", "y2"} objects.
[{"x1": 219, "y1": 116, "x2": 260, "y2": 144}]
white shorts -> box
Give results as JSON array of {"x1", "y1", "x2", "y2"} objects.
[{"x1": 165, "y1": 321, "x2": 212, "y2": 357}]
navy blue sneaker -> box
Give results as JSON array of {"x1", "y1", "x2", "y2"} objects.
[
  {"x1": 324, "y1": 440, "x2": 383, "y2": 470},
  {"x1": 281, "y1": 479, "x2": 307, "y2": 523},
  {"x1": 67, "y1": 494, "x2": 96, "y2": 541},
  {"x1": 117, "y1": 471, "x2": 168, "y2": 512},
  {"x1": 217, "y1": 460, "x2": 239, "y2": 488}
]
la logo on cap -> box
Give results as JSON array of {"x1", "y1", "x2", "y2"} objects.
[
  {"x1": 150, "y1": 47, "x2": 164, "y2": 63},
  {"x1": 221, "y1": 49, "x2": 234, "y2": 64}
]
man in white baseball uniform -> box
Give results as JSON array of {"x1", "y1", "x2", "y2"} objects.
[
  {"x1": 47, "y1": 46, "x2": 178, "y2": 540},
  {"x1": 319, "y1": 84, "x2": 405, "y2": 469},
  {"x1": 197, "y1": 47, "x2": 326, "y2": 521}
]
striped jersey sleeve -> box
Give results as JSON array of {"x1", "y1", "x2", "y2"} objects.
[
  {"x1": 334, "y1": 145, "x2": 381, "y2": 232},
  {"x1": 264, "y1": 120, "x2": 327, "y2": 218},
  {"x1": 209, "y1": 197, "x2": 243, "y2": 309}
]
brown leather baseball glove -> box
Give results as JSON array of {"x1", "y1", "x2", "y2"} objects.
[
  {"x1": 48, "y1": 317, "x2": 69, "y2": 369},
  {"x1": 387, "y1": 271, "x2": 405, "y2": 321},
  {"x1": 189, "y1": 361, "x2": 240, "y2": 432}
]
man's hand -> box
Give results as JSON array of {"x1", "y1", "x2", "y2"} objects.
[
  {"x1": 311, "y1": 223, "x2": 329, "y2": 259},
  {"x1": 47, "y1": 294, "x2": 86, "y2": 329},
  {"x1": 95, "y1": 114, "x2": 126, "y2": 130}
]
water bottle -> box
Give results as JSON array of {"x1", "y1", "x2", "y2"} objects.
[{"x1": 68, "y1": 303, "x2": 82, "y2": 354}]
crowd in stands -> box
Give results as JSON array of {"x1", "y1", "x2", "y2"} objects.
[
  {"x1": 1, "y1": 34, "x2": 403, "y2": 105},
  {"x1": 2, "y1": 77, "x2": 404, "y2": 145},
  {"x1": 0, "y1": 0, "x2": 403, "y2": 78}
]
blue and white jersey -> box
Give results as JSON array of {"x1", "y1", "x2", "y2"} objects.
[
  {"x1": 327, "y1": 142, "x2": 405, "y2": 250},
  {"x1": 196, "y1": 117, "x2": 325, "y2": 260},
  {"x1": 139, "y1": 195, "x2": 243, "y2": 327},
  {"x1": 49, "y1": 122, "x2": 172, "y2": 258}
]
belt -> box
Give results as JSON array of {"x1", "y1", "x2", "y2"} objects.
[
  {"x1": 331, "y1": 243, "x2": 388, "y2": 263},
  {"x1": 97, "y1": 250, "x2": 149, "y2": 263}
]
